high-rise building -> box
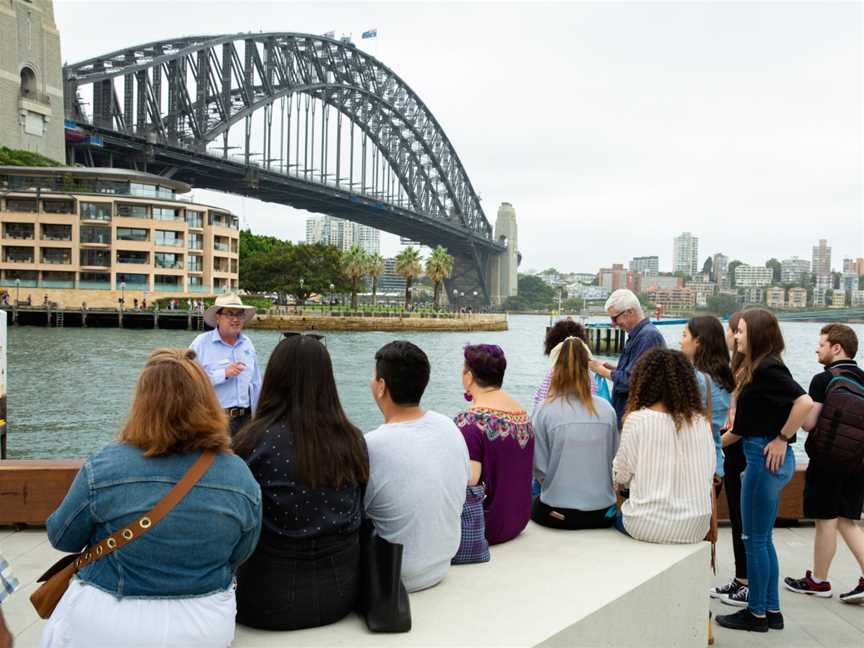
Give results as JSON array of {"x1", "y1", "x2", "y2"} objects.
[
  {"x1": 598, "y1": 264, "x2": 628, "y2": 292},
  {"x1": 629, "y1": 256, "x2": 659, "y2": 274},
  {"x1": 378, "y1": 257, "x2": 407, "y2": 294},
  {"x1": 734, "y1": 265, "x2": 774, "y2": 288},
  {"x1": 781, "y1": 257, "x2": 810, "y2": 284},
  {"x1": 814, "y1": 273, "x2": 832, "y2": 306},
  {"x1": 673, "y1": 232, "x2": 699, "y2": 276},
  {"x1": 305, "y1": 216, "x2": 380, "y2": 255},
  {"x1": 0, "y1": 0, "x2": 65, "y2": 162},
  {"x1": 787, "y1": 287, "x2": 808, "y2": 309},
  {"x1": 711, "y1": 253, "x2": 729, "y2": 284},
  {"x1": 812, "y1": 239, "x2": 832, "y2": 275}
]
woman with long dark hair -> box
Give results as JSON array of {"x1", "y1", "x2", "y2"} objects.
[
  {"x1": 532, "y1": 337, "x2": 618, "y2": 529},
  {"x1": 715, "y1": 310, "x2": 813, "y2": 633},
  {"x1": 612, "y1": 348, "x2": 716, "y2": 543},
  {"x1": 681, "y1": 316, "x2": 734, "y2": 486},
  {"x1": 233, "y1": 336, "x2": 369, "y2": 631}
]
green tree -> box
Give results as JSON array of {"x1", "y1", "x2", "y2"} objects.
[
  {"x1": 425, "y1": 246, "x2": 454, "y2": 309},
  {"x1": 766, "y1": 258, "x2": 782, "y2": 284},
  {"x1": 239, "y1": 228, "x2": 282, "y2": 259},
  {"x1": 395, "y1": 246, "x2": 423, "y2": 309},
  {"x1": 707, "y1": 293, "x2": 739, "y2": 317},
  {"x1": 342, "y1": 245, "x2": 368, "y2": 310},
  {"x1": 366, "y1": 253, "x2": 386, "y2": 305},
  {"x1": 503, "y1": 274, "x2": 556, "y2": 311},
  {"x1": 728, "y1": 260, "x2": 744, "y2": 288},
  {"x1": 239, "y1": 241, "x2": 349, "y2": 303}
]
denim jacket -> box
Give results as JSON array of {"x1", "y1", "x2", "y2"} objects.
[{"x1": 46, "y1": 443, "x2": 262, "y2": 599}]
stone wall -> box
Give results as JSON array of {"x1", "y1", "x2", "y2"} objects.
[{"x1": 248, "y1": 313, "x2": 508, "y2": 332}]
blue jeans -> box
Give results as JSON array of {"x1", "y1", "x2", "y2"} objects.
[{"x1": 741, "y1": 436, "x2": 795, "y2": 615}]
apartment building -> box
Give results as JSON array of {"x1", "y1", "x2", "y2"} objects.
[{"x1": 0, "y1": 167, "x2": 239, "y2": 307}]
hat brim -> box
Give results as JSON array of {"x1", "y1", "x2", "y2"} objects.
[{"x1": 203, "y1": 305, "x2": 256, "y2": 328}]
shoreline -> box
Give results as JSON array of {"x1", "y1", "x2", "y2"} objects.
[{"x1": 247, "y1": 313, "x2": 508, "y2": 332}]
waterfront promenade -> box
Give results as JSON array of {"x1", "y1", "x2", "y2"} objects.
[{"x1": 2, "y1": 523, "x2": 862, "y2": 646}]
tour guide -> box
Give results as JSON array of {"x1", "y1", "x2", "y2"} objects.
[
  {"x1": 190, "y1": 294, "x2": 262, "y2": 435},
  {"x1": 589, "y1": 289, "x2": 666, "y2": 425}
]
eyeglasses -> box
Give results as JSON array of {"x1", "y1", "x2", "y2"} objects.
[
  {"x1": 219, "y1": 310, "x2": 246, "y2": 319},
  {"x1": 610, "y1": 309, "x2": 629, "y2": 324},
  {"x1": 282, "y1": 331, "x2": 327, "y2": 347}
]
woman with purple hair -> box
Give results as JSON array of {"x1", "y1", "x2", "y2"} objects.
[{"x1": 454, "y1": 344, "x2": 535, "y2": 545}]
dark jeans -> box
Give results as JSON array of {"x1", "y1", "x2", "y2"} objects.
[
  {"x1": 741, "y1": 436, "x2": 795, "y2": 615},
  {"x1": 531, "y1": 497, "x2": 615, "y2": 530},
  {"x1": 236, "y1": 529, "x2": 360, "y2": 630},
  {"x1": 723, "y1": 440, "x2": 747, "y2": 580},
  {"x1": 228, "y1": 412, "x2": 250, "y2": 437},
  {"x1": 614, "y1": 511, "x2": 631, "y2": 537}
]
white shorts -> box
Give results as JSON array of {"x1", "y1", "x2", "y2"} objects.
[{"x1": 40, "y1": 578, "x2": 237, "y2": 648}]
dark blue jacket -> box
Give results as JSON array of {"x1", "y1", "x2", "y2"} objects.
[{"x1": 611, "y1": 319, "x2": 667, "y2": 424}]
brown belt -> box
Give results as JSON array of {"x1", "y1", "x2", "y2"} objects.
[{"x1": 225, "y1": 407, "x2": 251, "y2": 418}]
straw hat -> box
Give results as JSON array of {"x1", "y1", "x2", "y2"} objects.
[{"x1": 203, "y1": 294, "x2": 257, "y2": 328}]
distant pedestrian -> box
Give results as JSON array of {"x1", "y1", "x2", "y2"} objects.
[
  {"x1": 589, "y1": 289, "x2": 666, "y2": 426},
  {"x1": 142, "y1": 298, "x2": 147, "y2": 310},
  {"x1": 26, "y1": 294, "x2": 31, "y2": 306},
  {"x1": 190, "y1": 294, "x2": 261, "y2": 435},
  {"x1": 715, "y1": 309, "x2": 813, "y2": 634},
  {"x1": 784, "y1": 324, "x2": 864, "y2": 603},
  {"x1": 133, "y1": 298, "x2": 139, "y2": 310},
  {"x1": 43, "y1": 294, "x2": 49, "y2": 307}
]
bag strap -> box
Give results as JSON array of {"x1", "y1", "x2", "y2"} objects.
[
  {"x1": 70, "y1": 450, "x2": 216, "y2": 572},
  {"x1": 702, "y1": 372, "x2": 713, "y2": 418}
]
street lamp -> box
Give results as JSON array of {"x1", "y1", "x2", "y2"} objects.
[
  {"x1": 452, "y1": 288, "x2": 459, "y2": 312},
  {"x1": 299, "y1": 278, "x2": 304, "y2": 310},
  {"x1": 329, "y1": 282, "x2": 335, "y2": 310},
  {"x1": 120, "y1": 282, "x2": 126, "y2": 311}
]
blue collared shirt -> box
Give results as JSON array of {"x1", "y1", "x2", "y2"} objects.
[
  {"x1": 190, "y1": 329, "x2": 262, "y2": 412},
  {"x1": 610, "y1": 318, "x2": 667, "y2": 424}
]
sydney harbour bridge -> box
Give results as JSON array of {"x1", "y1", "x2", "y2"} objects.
[{"x1": 61, "y1": 33, "x2": 518, "y2": 304}]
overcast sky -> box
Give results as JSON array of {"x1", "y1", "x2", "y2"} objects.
[{"x1": 54, "y1": 0, "x2": 863, "y2": 273}]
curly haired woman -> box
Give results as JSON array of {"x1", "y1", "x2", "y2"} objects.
[{"x1": 612, "y1": 348, "x2": 716, "y2": 543}]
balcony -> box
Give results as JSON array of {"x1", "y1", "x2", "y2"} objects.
[{"x1": 78, "y1": 280, "x2": 111, "y2": 290}]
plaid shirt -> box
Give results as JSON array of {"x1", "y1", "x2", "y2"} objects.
[{"x1": 0, "y1": 552, "x2": 18, "y2": 604}]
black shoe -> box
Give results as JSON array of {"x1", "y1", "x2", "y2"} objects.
[
  {"x1": 766, "y1": 611, "x2": 784, "y2": 630},
  {"x1": 839, "y1": 577, "x2": 864, "y2": 604},
  {"x1": 715, "y1": 609, "x2": 769, "y2": 633},
  {"x1": 709, "y1": 577, "x2": 746, "y2": 601}
]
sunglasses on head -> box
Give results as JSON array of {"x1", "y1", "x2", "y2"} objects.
[{"x1": 282, "y1": 331, "x2": 327, "y2": 347}]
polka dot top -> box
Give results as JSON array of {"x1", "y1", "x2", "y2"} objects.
[{"x1": 245, "y1": 421, "x2": 365, "y2": 539}]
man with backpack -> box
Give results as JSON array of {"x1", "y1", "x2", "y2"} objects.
[{"x1": 784, "y1": 324, "x2": 864, "y2": 603}]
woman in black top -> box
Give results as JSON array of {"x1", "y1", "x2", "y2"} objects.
[
  {"x1": 716, "y1": 309, "x2": 813, "y2": 634},
  {"x1": 233, "y1": 336, "x2": 369, "y2": 630}
]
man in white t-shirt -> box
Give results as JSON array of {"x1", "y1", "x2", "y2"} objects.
[{"x1": 365, "y1": 341, "x2": 470, "y2": 592}]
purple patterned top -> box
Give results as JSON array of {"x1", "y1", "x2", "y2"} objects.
[{"x1": 454, "y1": 408, "x2": 535, "y2": 545}]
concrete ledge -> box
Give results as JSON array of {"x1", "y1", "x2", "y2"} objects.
[
  {"x1": 235, "y1": 524, "x2": 710, "y2": 647},
  {"x1": 247, "y1": 313, "x2": 508, "y2": 332}
]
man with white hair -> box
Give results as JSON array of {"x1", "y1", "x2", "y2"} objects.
[{"x1": 589, "y1": 289, "x2": 666, "y2": 425}]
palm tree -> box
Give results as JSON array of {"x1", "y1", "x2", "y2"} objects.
[
  {"x1": 366, "y1": 253, "x2": 385, "y2": 306},
  {"x1": 342, "y1": 245, "x2": 368, "y2": 310},
  {"x1": 394, "y1": 246, "x2": 423, "y2": 310},
  {"x1": 425, "y1": 246, "x2": 454, "y2": 309}
]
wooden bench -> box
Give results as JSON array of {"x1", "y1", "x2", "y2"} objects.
[{"x1": 0, "y1": 460, "x2": 82, "y2": 525}]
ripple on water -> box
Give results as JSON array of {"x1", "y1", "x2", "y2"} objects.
[{"x1": 7, "y1": 316, "x2": 857, "y2": 459}]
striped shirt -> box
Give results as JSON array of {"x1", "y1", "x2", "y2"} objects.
[
  {"x1": 0, "y1": 552, "x2": 18, "y2": 604},
  {"x1": 612, "y1": 409, "x2": 716, "y2": 544}
]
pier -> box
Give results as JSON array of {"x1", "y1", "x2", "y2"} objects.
[{"x1": 1, "y1": 305, "x2": 206, "y2": 330}]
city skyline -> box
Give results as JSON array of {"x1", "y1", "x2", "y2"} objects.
[{"x1": 52, "y1": 2, "x2": 862, "y2": 269}]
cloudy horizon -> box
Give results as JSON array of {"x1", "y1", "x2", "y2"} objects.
[{"x1": 54, "y1": 0, "x2": 863, "y2": 273}]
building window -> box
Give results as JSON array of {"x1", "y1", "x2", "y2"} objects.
[
  {"x1": 152, "y1": 207, "x2": 179, "y2": 221},
  {"x1": 80, "y1": 249, "x2": 111, "y2": 267},
  {"x1": 41, "y1": 224, "x2": 72, "y2": 241},
  {"x1": 3, "y1": 246, "x2": 34, "y2": 263},
  {"x1": 187, "y1": 255, "x2": 203, "y2": 272},
  {"x1": 230, "y1": 258, "x2": 238, "y2": 274},
  {"x1": 154, "y1": 275, "x2": 182, "y2": 291},
  {"x1": 117, "y1": 203, "x2": 150, "y2": 218},
  {"x1": 155, "y1": 252, "x2": 183, "y2": 270},
  {"x1": 3, "y1": 223, "x2": 34, "y2": 240},
  {"x1": 155, "y1": 230, "x2": 183, "y2": 247},
  {"x1": 5, "y1": 198, "x2": 37, "y2": 213},
  {"x1": 79, "y1": 271, "x2": 110, "y2": 289},
  {"x1": 230, "y1": 238, "x2": 238, "y2": 253},
  {"x1": 80, "y1": 202, "x2": 112, "y2": 221},
  {"x1": 117, "y1": 250, "x2": 149, "y2": 265},
  {"x1": 41, "y1": 271, "x2": 75, "y2": 288},
  {"x1": 43, "y1": 200, "x2": 75, "y2": 214},
  {"x1": 213, "y1": 256, "x2": 230, "y2": 272},
  {"x1": 41, "y1": 248, "x2": 72, "y2": 265},
  {"x1": 214, "y1": 236, "x2": 230, "y2": 252},
  {"x1": 186, "y1": 210, "x2": 203, "y2": 228},
  {"x1": 116, "y1": 273, "x2": 149, "y2": 287},
  {"x1": 80, "y1": 225, "x2": 111, "y2": 245},
  {"x1": 116, "y1": 227, "x2": 149, "y2": 242},
  {"x1": 188, "y1": 275, "x2": 203, "y2": 287},
  {"x1": 187, "y1": 232, "x2": 203, "y2": 250}
]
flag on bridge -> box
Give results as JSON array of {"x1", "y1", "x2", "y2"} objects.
[{"x1": 362, "y1": 28, "x2": 378, "y2": 39}]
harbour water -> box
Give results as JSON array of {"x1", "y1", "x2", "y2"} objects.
[{"x1": 7, "y1": 315, "x2": 861, "y2": 459}]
